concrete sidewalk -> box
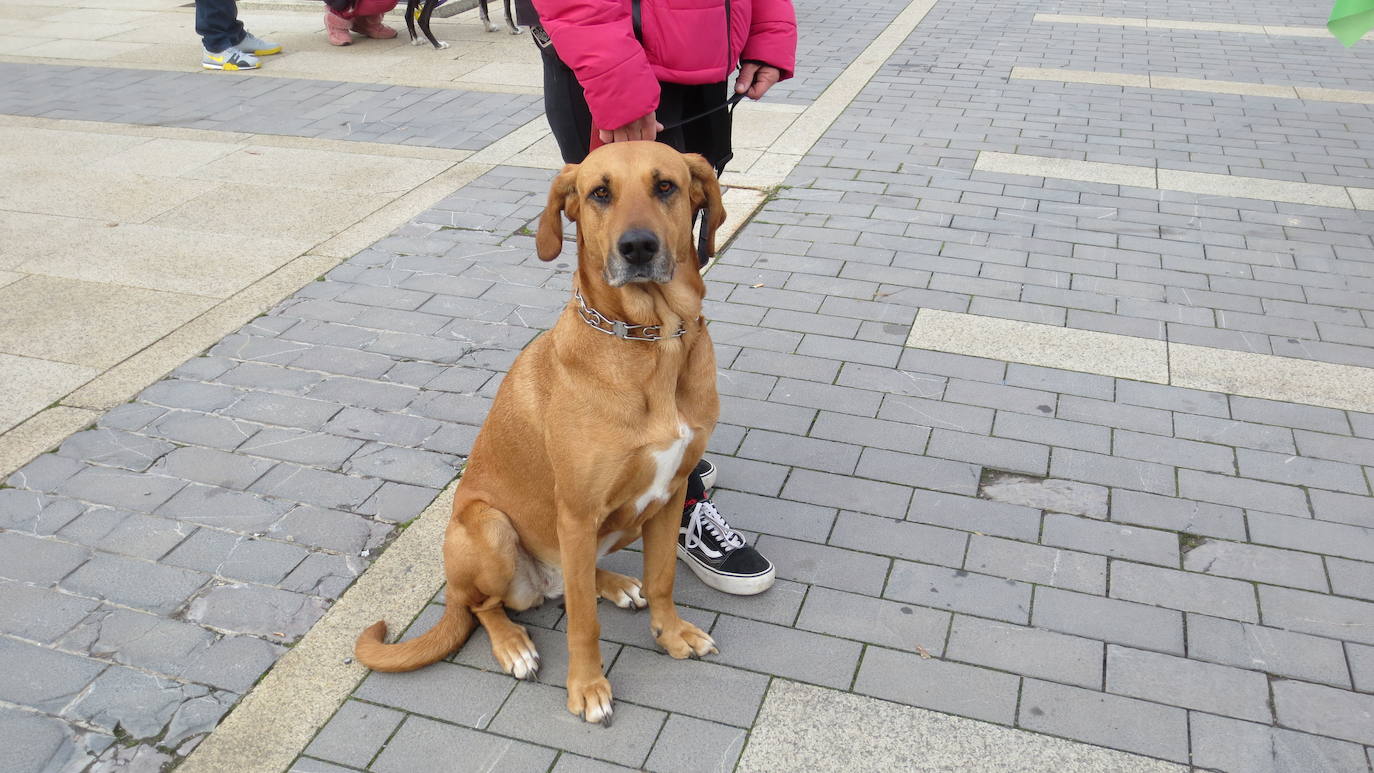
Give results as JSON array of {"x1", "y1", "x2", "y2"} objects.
[{"x1": 3, "y1": 0, "x2": 1374, "y2": 770}]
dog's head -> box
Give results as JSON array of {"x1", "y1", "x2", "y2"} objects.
[{"x1": 535, "y1": 142, "x2": 725, "y2": 288}]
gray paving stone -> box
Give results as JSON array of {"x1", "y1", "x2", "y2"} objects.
[
  {"x1": 239, "y1": 428, "x2": 365, "y2": 468},
  {"x1": 908, "y1": 490, "x2": 1042, "y2": 540},
  {"x1": 1273, "y1": 679, "x2": 1374, "y2": 746},
  {"x1": 1033, "y1": 587, "x2": 1184, "y2": 655},
  {"x1": 1179, "y1": 470, "x2": 1310, "y2": 518},
  {"x1": 991, "y1": 412, "x2": 1111, "y2": 454},
  {"x1": 224, "y1": 392, "x2": 343, "y2": 430},
  {"x1": 978, "y1": 473, "x2": 1108, "y2": 519},
  {"x1": 1114, "y1": 380, "x2": 1229, "y2": 417},
  {"x1": 1174, "y1": 414, "x2": 1296, "y2": 454},
  {"x1": 5, "y1": 454, "x2": 85, "y2": 493},
  {"x1": 57, "y1": 466, "x2": 186, "y2": 513},
  {"x1": 54, "y1": 505, "x2": 128, "y2": 548},
  {"x1": 1188, "y1": 614, "x2": 1350, "y2": 688},
  {"x1": 1042, "y1": 513, "x2": 1179, "y2": 566},
  {"x1": 0, "y1": 581, "x2": 100, "y2": 644},
  {"x1": 708, "y1": 490, "x2": 835, "y2": 543},
  {"x1": 551, "y1": 754, "x2": 637, "y2": 773},
  {"x1": 1248, "y1": 511, "x2": 1374, "y2": 563},
  {"x1": 737, "y1": 429, "x2": 860, "y2": 475},
  {"x1": 157, "y1": 484, "x2": 293, "y2": 532},
  {"x1": 370, "y1": 715, "x2": 555, "y2": 773},
  {"x1": 185, "y1": 583, "x2": 328, "y2": 643},
  {"x1": 59, "y1": 606, "x2": 214, "y2": 677},
  {"x1": 1183, "y1": 538, "x2": 1327, "y2": 591},
  {"x1": 251, "y1": 465, "x2": 384, "y2": 511},
  {"x1": 710, "y1": 614, "x2": 862, "y2": 690},
  {"x1": 856, "y1": 447, "x2": 981, "y2": 496},
  {"x1": 1109, "y1": 490, "x2": 1246, "y2": 541},
  {"x1": 926, "y1": 429, "x2": 1048, "y2": 476},
  {"x1": 752, "y1": 535, "x2": 890, "y2": 595},
  {"x1": 61, "y1": 553, "x2": 208, "y2": 615},
  {"x1": 1049, "y1": 448, "x2": 1176, "y2": 496},
  {"x1": 827, "y1": 511, "x2": 966, "y2": 567},
  {"x1": 644, "y1": 714, "x2": 747, "y2": 773},
  {"x1": 884, "y1": 561, "x2": 1031, "y2": 624},
  {"x1": 66, "y1": 665, "x2": 201, "y2": 739},
  {"x1": 1329, "y1": 558, "x2": 1374, "y2": 601},
  {"x1": 1310, "y1": 490, "x2": 1374, "y2": 529},
  {"x1": 1260, "y1": 585, "x2": 1374, "y2": 646},
  {"x1": 607, "y1": 646, "x2": 768, "y2": 728},
  {"x1": 781, "y1": 468, "x2": 911, "y2": 518},
  {"x1": 1112, "y1": 561, "x2": 1258, "y2": 623},
  {"x1": 877, "y1": 393, "x2": 995, "y2": 435},
  {"x1": 146, "y1": 410, "x2": 256, "y2": 450},
  {"x1": 948, "y1": 616, "x2": 1103, "y2": 689},
  {"x1": 853, "y1": 645, "x2": 1020, "y2": 725},
  {"x1": 487, "y1": 682, "x2": 663, "y2": 768},
  {"x1": 1017, "y1": 679, "x2": 1189, "y2": 764},
  {"x1": 0, "y1": 705, "x2": 109, "y2": 773},
  {"x1": 343, "y1": 444, "x2": 459, "y2": 488},
  {"x1": 0, "y1": 636, "x2": 106, "y2": 713},
  {"x1": 795, "y1": 584, "x2": 950, "y2": 654},
  {"x1": 1238, "y1": 448, "x2": 1370, "y2": 495},
  {"x1": 0, "y1": 532, "x2": 90, "y2": 585},
  {"x1": 1107, "y1": 645, "x2": 1271, "y2": 723},
  {"x1": 96, "y1": 514, "x2": 193, "y2": 560},
  {"x1": 1190, "y1": 713, "x2": 1371, "y2": 773},
  {"x1": 1057, "y1": 395, "x2": 1172, "y2": 436},
  {"x1": 305, "y1": 699, "x2": 406, "y2": 768},
  {"x1": 1350, "y1": 643, "x2": 1374, "y2": 693},
  {"x1": 152, "y1": 447, "x2": 274, "y2": 491},
  {"x1": 1231, "y1": 396, "x2": 1351, "y2": 435},
  {"x1": 139, "y1": 380, "x2": 240, "y2": 412},
  {"x1": 179, "y1": 634, "x2": 285, "y2": 693},
  {"x1": 964, "y1": 536, "x2": 1106, "y2": 595},
  {"x1": 56, "y1": 429, "x2": 174, "y2": 472}
]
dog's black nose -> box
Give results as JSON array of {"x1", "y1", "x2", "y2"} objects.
[{"x1": 617, "y1": 230, "x2": 660, "y2": 264}]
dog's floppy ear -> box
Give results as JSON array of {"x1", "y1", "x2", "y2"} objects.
[
  {"x1": 536, "y1": 163, "x2": 581, "y2": 261},
  {"x1": 684, "y1": 153, "x2": 726, "y2": 259}
]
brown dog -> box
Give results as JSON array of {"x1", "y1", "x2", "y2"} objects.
[{"x1": 355, "y1": 141, "x2": 726, "y2": 726}]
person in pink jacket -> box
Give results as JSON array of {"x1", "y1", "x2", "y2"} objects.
[
  {"x1": 518, "y1": 0, "x2": 796, "y2": 174},
  {"x1": 516, "y1": 0, "x2": 797, "y2": 597},
  {"x1": 323, "y1": 0, "x2": 398, "y2": 45}
]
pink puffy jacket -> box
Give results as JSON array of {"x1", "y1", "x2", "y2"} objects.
[
  {"x1": 532, "y1": 0, "x2": 797, "y2": 133},
  {"x1": 329, "y1": 0, "x2": 397, "y2": 19}
]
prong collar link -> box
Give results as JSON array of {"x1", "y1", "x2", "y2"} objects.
[{"x1": 574, "y1": 290, "x2": 688, "y2": 341}]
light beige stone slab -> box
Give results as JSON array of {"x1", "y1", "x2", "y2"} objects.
[
  {"x1": 975, "y1": 151, "x2": 1156, "y2": 189},
  {"x1": 90, "y1": 137, "x2": 238, "y2": 177},
  {"x1": 0, "y1": 354, "x2": 97, "y2": 433},
  {"x1": 1157, "y1": 169, "x2": 1354, "y2": 209},
  {"x1": 1149, "y1": 18, "x2": 1266, "y2": 34},
  {"x1": 0, "y1": 35, "x2": 50, "y2": 53},
  {"x1": 188, "y1": 145, "x2": 449, "y2": 196},
  {"x1": 0, "y1": 406, "x2": 101, "y2": 479},
  {"x1": 1347, "y1": 187, "x2": 1374, "y2": 210},
  {"x1": 458, "y1": 60, "x2": 543, "y2": 89},
  {"x1": 0, "y1": 275, "x2": 215, "y2": 368},
  {"x1": 15, "y1": 37, "x2": 148, "y2": 58},
  {"x1": 1264, "y1": 25, "x2": 1334, "y2": 37},
  {"x1": 16, "y1": 219, "x2": 308, "y2": 298},
  {"x1": 0, "y1": 160, "x2": 209, "y2": 222},
  {"x1": 738, "y1": 681, "x2": 1185, "y2": 773},
  {"x1": 44, "y1": 7, "x2": 162, "y2": 23},
  {"x1": 0, "y1": 124, "x2": 147, "y2": 159},
  {"x1": 732, "y1": 102, "x2": 801, "y2": 149},
  {"x1": 1170, "y1": 344, "x2": 1374, "y2": 413},
  {"x1": 24, "y1": 21, "x2": 141, "y2": 39},
  {"x1": 1011, "y1": 66, "x2": 1150, "y2": 88},
  {"x1": 182, "y1": 481, "x2": 453, "y2": 773},
  {"x1": 1032, "y1": 13, "x2": 1148, "y2": 27},
  {"x1": 0, "y1": 270, "x2": 22, "y2": 290},
  {"x1": 1032, "y1": 13, "x2": 1333, "y2": 37},
  {"x1": 1149, "y1": 75, "x2": 1296, "y2": 99},
  {"x1": 1295, "y1": 86, "x2": 1374, "y2": 105},
  {"x1": 148, "y1": 182, "x2": 381, "y2": 242},
  {"x1": 906, "y1": 308, "x2": 1169, "y2": 384}
]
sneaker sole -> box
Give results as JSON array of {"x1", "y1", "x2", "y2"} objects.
[
  {"x1": 677, "y1": 544, "x2": 775, "y2": 595},
  {"x1": 245, "y1": 46, "x2": 281, "y2": 55},
  {"x1": 202, "y1": 62, "x2": 259, "y2": 70},
  {"x1": 698, "y1": 464, "x2": 716, "y2": 491}
]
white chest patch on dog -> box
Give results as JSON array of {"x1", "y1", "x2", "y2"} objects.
[{"x1": 635, "y1": 423, "x2": 693, "y2": 515}]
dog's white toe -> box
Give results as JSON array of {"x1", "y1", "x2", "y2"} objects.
[
  {"x1": 436, "y1": 40, "x2": 450, "y2": 49},
  {"x1": 625, "y1": 584, "x2": 647, "y2": 609}
]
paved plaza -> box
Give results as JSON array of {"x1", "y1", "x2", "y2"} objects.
[{"x1": 2, "y1": 0, "x2": 1374, "y2": 770}]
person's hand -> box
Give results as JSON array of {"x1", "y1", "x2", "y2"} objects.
[
  {"x1": 599, "y1": 112, "x2": 662, "y2": 144},
  {"x1": 735, "y1": 61, "x2": 781, "y2": 100}
]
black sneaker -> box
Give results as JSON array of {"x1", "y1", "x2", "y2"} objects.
[
  {"x1": 678, "y1": 470, "x2": 775, "y2": 595},
  {"x1": 693, "y1": 457, "x2": 717, "y2": 491}
]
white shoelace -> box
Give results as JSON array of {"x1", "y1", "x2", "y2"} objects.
[{"x1": 682, "y1": 499, "x2": 745, "y2": 559}]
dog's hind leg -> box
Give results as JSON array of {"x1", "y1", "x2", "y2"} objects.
[
  {"x1": 419, "y1": 0, "x2": 449, "y2": 48},
  {"x1": 502, "y1": 0, "x2": 522, "y2": 34},
  {"x1": 596, "y1": 569, "x2": 647, "y2": 610},
  {"x1": 405, "y1": 0, "x2": 421, "y2": 44},
  {"x1": 478, "y1": 0, "x2": 500, "y2": 32},
  {"x1": 467, "y1": 503, "x2": 543, "y2": 680},
  {"x1": 475, "y1": 603, "x2": 540, "y2": 679}
]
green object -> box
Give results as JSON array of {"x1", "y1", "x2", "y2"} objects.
[{"x1": 1329, "y1": 0, "x2": 1374, "y2": 46}]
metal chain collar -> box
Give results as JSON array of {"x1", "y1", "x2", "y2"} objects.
[{"x1": 573, "y1": 290, "x2": 688, "y2": 341}]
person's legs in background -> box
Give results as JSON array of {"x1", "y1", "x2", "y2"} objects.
[
  {"x1": 531, "y1": 40, "x2": 776, "y2": 595},
  {"x1": 196, "y1": 0, "x2": 279, "y2": 70}
]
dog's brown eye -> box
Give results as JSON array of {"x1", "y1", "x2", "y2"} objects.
[
  {"x1": 591, "y1": 186, "x2": 610, "y2": 201},
  {"x1": 657, "y1": 180, "x2": 676, "y2": 194}
]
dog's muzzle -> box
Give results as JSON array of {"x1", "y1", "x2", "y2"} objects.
[{"x1": 605, "y1": 228, "x2": 674, "y2": 286}]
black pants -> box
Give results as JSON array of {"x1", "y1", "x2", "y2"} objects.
[
  {"x1": 195, "y1": 0, "x2": 246, "y2": 52},
  {"x1": 536, "y1": 41, "x2": 734, "y2": 175}
]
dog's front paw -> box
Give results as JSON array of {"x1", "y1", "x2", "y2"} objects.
[
  {"x1": 652, "y1": 618, "x2": 717, "y2": 659},
  {"x1": 566, "y1": 675, "x2": 614, "y2": 726},
  {"x1": 409, "y1": 36, "x2": 423, "y2": 45},
  {"x1": 435, "y1": 40, "x2": 450, "y2": 49}
]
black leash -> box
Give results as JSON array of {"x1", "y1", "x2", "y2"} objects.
[{"x1": 660, "y1": 91, "x2": 746, "y2": 132}]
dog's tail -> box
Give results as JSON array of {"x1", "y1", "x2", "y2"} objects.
[{"x1": 354, "y1": 602, "x2": 476, "y2": 672}]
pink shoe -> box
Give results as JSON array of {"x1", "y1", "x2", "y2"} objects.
[
  {"x1": 352, "y1": 14, "x2": 397, "y2": 39},
  {"x1": 325, "y1": 11, "x2": 353, "y2": 45}
]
